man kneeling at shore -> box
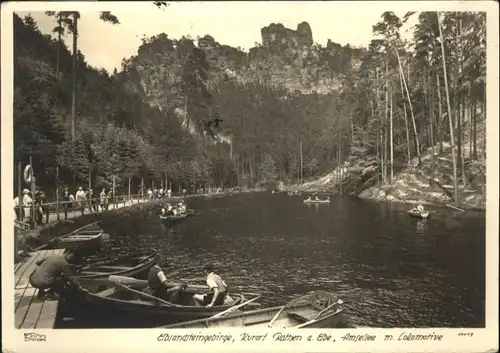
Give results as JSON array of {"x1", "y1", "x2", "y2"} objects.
[{"x1": 29, "y1": 250, "x2": 78, "y2": 300}]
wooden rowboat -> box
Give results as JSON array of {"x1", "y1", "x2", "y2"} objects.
[
  {"x1": 64, "y1": 276, "x2": 245, "y2": 326},
  {"x1": 163, "y1": 291, "x2": 346, "y2": 329},
  {"x1": 50, "y1": 222, "x2": 105, "y2": 251},
  {"x1": 408, "y1": 209, "x2": 430, "y2": 219},
  {"x1": 303, "y1": 198, "x2": 330, "y2": 204},
  {"x1": 73, "y1": 249, "x2": 158, "y2": 280}
]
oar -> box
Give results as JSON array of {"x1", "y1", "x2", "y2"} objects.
[
  {"x1": 113, "y1": 282, "x2": 172, "y2": 306},
  {"x1": 209, "y1": 296, "x2": 261, "y2": 319},
  {"x1": 447, "y1": 204, "x2": 465, "y2": 212},
  {"x1": 108, "y1": 275, "x2": 208, "y2": 291},
  {"x1": 268, "y1": 305, "x2": 287, "y2": 328}
]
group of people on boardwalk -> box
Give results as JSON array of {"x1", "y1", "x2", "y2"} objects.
[
  {"x1": 62, "y1": 186, "x2": 114, "y2": 219},
  {"x1": 14, "y1": 185, "x2": 117, "y2": 226},
  {"x1": 146, "y1": 188, "x2": 172, "y2": 200},
  {"x1": 14, "y1": 188, "x2": 48, "y2": 225}
]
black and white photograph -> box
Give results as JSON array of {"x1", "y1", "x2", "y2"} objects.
[{"x1": 2, "y1": 1, "x2": 498, "y2": 352}]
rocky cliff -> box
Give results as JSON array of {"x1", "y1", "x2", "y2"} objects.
[{"x1": 118, "y1": 22, "x2": 363, "y2": 112}]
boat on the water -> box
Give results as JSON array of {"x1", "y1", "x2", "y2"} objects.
[
  {"x1": 73, "y1": 249, "x2": 158, "y2": 280},
  {"x1": 407, "y1": 209, "x2": 430, "y2": 219},
  {"x1": 162, "y1": 290, "x2": 346, "y2": 329},
  {"x1": 48, "y1": 222, "x2": 105, "y2": 251},
  {"x1": 159, "y1": 213, "x2": 188, "y2": 222},
  {"x1": 303, "y1": 198, "x2": 330, "y2": 204},
  {"x1": 64, "y1": 275, "x2": 246, "y2": 325}
]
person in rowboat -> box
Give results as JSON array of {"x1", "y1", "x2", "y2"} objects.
[
  {"x1": 193, "y1": 263, "x2": 228, "y2": 308},
  {"x1": 29, "y1": 250, "x2": 79, "y2": 300},
  {"x1": 166, "y1": 204, "x2": 175, "y2": 216},
  {"x1": 416, "y1": 204, "x2": 426, "y2": 213},
  {"x1": 147, "y1": 254, "x2": 185, "y2": 303}
]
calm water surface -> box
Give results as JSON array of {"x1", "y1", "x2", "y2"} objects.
[{"x1": 69, "y1": 192, "x2": 485, "y2": 328}]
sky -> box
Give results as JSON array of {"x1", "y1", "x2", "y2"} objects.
[{"x1": 15, "y1": 2, "x2": 423, "y2": 73}]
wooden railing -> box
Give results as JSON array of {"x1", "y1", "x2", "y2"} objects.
[{"x1": 14, "y1": 193, "x2": 156, "y2": 228}]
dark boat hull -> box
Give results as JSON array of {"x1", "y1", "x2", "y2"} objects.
[{"x1": 64, "y1": 285, "x2": 244, "y2": 327}]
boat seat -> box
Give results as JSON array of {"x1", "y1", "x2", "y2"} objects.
[
  {"x1": 287, "y1": 308, "x2": 318, "y2": 323},
  {"x1": 95, "y1": 287, "x2": 116, "y2": 298}
]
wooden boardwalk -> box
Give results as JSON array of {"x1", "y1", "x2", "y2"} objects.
[{"x1": 15, "y1": 249, "x2": 64, "y2": 329}]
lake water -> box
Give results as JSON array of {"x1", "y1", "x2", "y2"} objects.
[{"x1": 62, "y1": 192, "x2": 486, "y2": 328}]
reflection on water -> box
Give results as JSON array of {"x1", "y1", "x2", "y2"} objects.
[{"x1": 67, "y1": 193, "x2": 485, "y2": 328}]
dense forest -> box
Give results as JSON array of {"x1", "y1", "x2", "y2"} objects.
[{"x1": 13, "y1": 11, "x2": 486, "y2": 206}]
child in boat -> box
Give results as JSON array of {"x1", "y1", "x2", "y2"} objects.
[
  {"x1": 416, "y1": 204, "x2": 426, "y2": 213},
  {"x1": 29, "y1": 250, "x2": 79, "y2": 300},
  {"x1": 193, "y1": 263, "x2": 228, "y2": 308}
]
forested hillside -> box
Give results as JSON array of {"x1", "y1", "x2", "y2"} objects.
[{"x1": 13, "y1": 11, "x2": 486, "y2": 209}]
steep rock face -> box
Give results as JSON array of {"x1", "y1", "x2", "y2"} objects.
[
  {"x1": 119, "y1": 22, "x2": 364, "y2": 111},
  {"x1": 261, "y1": 22, "x2": 313, "y2": 48}
]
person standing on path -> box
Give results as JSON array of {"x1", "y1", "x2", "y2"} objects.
[
  {"x1": 75, "y1": 187, "x2": 86, "y2": 216},
  {"x1": 22, "y1": 189, "x2": 33, "y2": 223},
  {"x1": 99, "y1": 188, "x2": 107, "y2": 211},
  {"x1": 62, "y1": 188, "x2": 72, "y2": 220}
]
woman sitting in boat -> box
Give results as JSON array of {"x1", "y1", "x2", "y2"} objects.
[
  {"x1": 147, "y1": 254, "x2": 185, "y2": 303},
  {"x1": 193, "y1": 263, "x2": 228, "y2": 308}
]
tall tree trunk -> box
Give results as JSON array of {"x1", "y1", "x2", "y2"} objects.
[
  {"x1": 71, "y1": 14, "x2": 78, "y2": 159},
  {"x1": 375, "y1": 69, "x2": 382, "y2": 181},
  {"x1": 468, "y1": 102, "x2": 473, "y2": 159},
  {"x1": 429, "y1": 74, "x2": 436, "y2": 187},
  {"x1": 383, "y1": 55, "x2": 389, "y2": 183},
  {"x1": 56, "y1": 15, "x2": 61, "y2": 81},
  {"x1": 472, "y1": 101, "x2": 477, "y2": 160},
  {"x1": 460, "y1": 96, "x2": 466, "y2": 185},
  {"x1": 398, "y1": 69, "x2": 411, "y2": 165},
  {"x1": 389, "y1": 84, "x2": 394, "y2": 183},
  {"x1": 299, "y1": 140, "x2": 303, "y2": 185},
  {"x1": 436, "y1": 74, "x2": 444, "y2": 153},
  {"x1": 396, "y1": 50, "x2": 420, "y2": 164},
  {"x1": 438, "y1": 12, "x2": 460, "y2": 207}
]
